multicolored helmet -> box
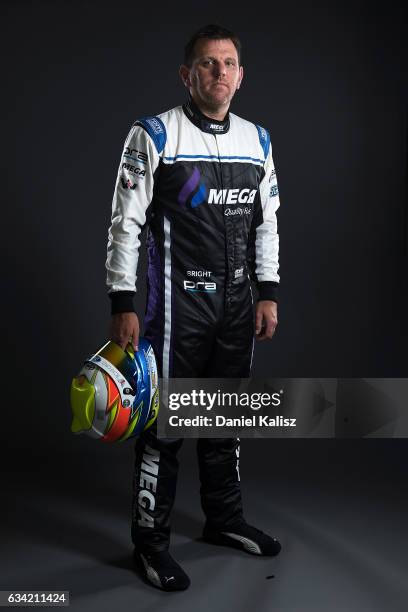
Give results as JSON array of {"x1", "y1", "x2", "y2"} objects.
[{"x1": 70, "y1": 338, "x2": 159, "y2": 442}]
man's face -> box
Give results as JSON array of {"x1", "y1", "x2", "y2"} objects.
[{"x1": 180, "y1": 38, "x2": 243, "y2": 113}]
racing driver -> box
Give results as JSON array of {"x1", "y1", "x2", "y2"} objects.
[{"x1": 106, "y1": 24, "x2": 282, "y2": 591}]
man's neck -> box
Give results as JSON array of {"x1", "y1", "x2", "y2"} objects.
[
  {"x1": 191, "y1": 95, "x2": 229, "y2": 121},
  {"x1": 183, "y1": 96, "x2": 231, "y2": 135}
]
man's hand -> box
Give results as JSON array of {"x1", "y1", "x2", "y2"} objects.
[
  {"x1": 255, "y1": 300, "x2": 278, "y2": 341},
  {"x1": 109, "y1": 312, "x2": 140, "y2": 351}
]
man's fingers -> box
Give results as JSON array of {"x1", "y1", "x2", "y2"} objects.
[
  {"x1": 255, "y1": 307, "x2": 278, "y2": 341},
  {"x1": 109, "y1": 312, "x2": 140, "y2": 351},
  {"x1": 117, "y1": 335, "x2": 129, "y2": 350},
  {"x1": 132, "y1": 326, "x2": 139, "y2": 352},
  {"x1": 111, "y1": 327, "x2": 132, "y2": 350},
  {"x1": 255, "y1": 310, "x2": 263, "y2": 335},
  {"x1": 265, "y1": 318, "x2": 276, "y2": 339}
]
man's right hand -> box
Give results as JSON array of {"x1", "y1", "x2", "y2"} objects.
[{"x1": 109, "y1": 312, "x2": 140, "y2": 351}]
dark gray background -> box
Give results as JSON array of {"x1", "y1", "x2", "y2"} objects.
[{"x1": 1, "y1": 1, "x2": 408, "y2": 610}]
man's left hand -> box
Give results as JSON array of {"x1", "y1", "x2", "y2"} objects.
[{"x1": 255, "y1": 300, "x2": 278, "y2": 340}]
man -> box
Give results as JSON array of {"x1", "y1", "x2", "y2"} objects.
[{"x1": 106, "y1": 24, "x2": 281, "y2": 591}]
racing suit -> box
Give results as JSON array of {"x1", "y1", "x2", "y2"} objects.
[{"x1": 106, "y1": 97, "x2": 280, "y2": 552}]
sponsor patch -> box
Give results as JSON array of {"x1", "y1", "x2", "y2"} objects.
[
  {"x1": 184, "y1": 280, "x2": 216, "y2": 293},
  {"x1": 224, "y1": 207, "x2": 251, "y2": 216},
  {"x1": 122, "y1": 162, "x2": 146, "y2": 178},
  {"x1": 208, "y1": 188, "x2": 257, "y2": 205},
  {"x1": 124, "y1": 148, "x2": 148, "y2": 164},
  {"x1": 120, "y1": 177, "x2": 137, "y2": 190},
  {"x1": 186, "y1": 270, "x2": 212, "y2": 278}
]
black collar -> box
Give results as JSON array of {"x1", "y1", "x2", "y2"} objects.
[{"x1": 182, "y1": 96, "x2": 230, "y2": 134}]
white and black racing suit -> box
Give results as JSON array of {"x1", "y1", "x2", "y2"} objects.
[{"x1": 106, "y1": 97, "x2": 280, "y2": 552}]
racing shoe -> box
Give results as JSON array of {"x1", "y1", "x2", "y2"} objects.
[
  {"x1": 133, "y1": 549, "x2": 190, "y2": 591},
  {"x1": 202, "y1": 521, "x2": 282, "y2": 556}
]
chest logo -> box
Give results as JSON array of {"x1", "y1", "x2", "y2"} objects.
[
  {"x1": 178, "y1": 169, "x2": 257, "y2": 209},
  {"x1": 208, "y1": 188, "x2": 256, "y2": 204},
  {"x1": 178, "y1": 166, "x2": 207, "y2": 208}
]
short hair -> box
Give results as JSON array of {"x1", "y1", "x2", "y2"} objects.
[{"x1": 184, "y1": 24, "x2": 242, "y2": 67}]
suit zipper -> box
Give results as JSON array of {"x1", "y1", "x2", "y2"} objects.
[{"x1": 214, "y1": 134, "x2": 233, "y2": 309}]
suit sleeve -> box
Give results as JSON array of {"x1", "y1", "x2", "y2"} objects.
[
  {"x1": 254, "y1": 141, "x2": 280, "y2": 302},
  {"x1": 105, "y1": 124, "x2": 160, "y2": 313}
]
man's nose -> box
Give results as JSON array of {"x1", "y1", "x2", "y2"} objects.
[{"x1": 213, "y1": 61, "x2": 226, "y2": 78}]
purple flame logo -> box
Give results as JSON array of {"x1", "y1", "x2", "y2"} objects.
[{"x1": 178, "y1": 167, "x2": 207, "y2": 208}]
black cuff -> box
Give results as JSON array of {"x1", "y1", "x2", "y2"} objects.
[
  {"x1": 109, "y1": 291, "x2": 136, "y2": 315},
  {"x1": 257, "y1": 281, "x2": 279, "y2": 303}
]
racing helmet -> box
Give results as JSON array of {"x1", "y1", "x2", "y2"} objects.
[{"x1": 70, "y1": 338, "x2": 159, "y2": 442}]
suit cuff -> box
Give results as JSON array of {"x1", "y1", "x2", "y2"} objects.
[
  {"x1": 109, "y1": 291, "x2": 136, "y2": 315},
  {"x1": 257, "y1": 281, "x2": 279, "y2": 303}
]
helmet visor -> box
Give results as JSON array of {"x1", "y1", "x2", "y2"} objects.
[{"x1": 86, "y1": 341, "x2": 137, "y2": 399}]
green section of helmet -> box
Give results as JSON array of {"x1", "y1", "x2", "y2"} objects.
[
  {"x1": 70, "y1": 375, "x2": 96, "y2": 433},
  {"x1": 144, "y1": 389, "x2": 160, "y2": 431},
  {"x1": 105, "y1": 398, "x2": 118, "y2": 434},
  {"x1": 125, "y1": 343, "x2": 135, "y2": 359}
]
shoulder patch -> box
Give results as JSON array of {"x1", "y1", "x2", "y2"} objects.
[
  {"x1": 255, "y1": 124, "x2": 271, "y2": 160},
  {"x1": 134, "y1": 116, "x2": 167, "y2": 154}
]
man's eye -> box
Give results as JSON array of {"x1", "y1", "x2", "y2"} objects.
[{"x1": 203, "y1": 59, "x2": 214, "y2": 66}]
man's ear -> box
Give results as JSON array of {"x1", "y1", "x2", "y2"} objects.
[
  {"x1": 237, "y1": 65, "x2": 244, "y2": 90},
  {"x1": 179, "y1": 65, "x2": 191, "y2": 88}
]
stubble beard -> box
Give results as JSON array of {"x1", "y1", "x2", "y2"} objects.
[{"x1": 199, "y1": 87, "x2": 233, "y2": 116}]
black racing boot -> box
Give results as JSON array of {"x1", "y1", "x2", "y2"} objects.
[
  {"x1": 133, "y1": 549, "x2": 190, "y2": 591},
  {"x1": 203, "y1": 521, "x2": 282, "y2": 556}
]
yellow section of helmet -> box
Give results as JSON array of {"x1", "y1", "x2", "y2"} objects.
[
  {"x1": 125, "y1": 343, "x2": 135, "y2": 359},
  {"x1": 118, "y1": 401, "x2": 142, "y2": 442},
  {"x1": 70, "y1": 375, "x2": 96, "y2": 433}
]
